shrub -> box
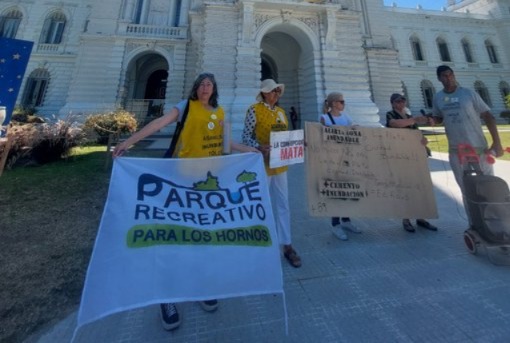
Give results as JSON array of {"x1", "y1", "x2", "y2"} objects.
[
  {"x1": 84, "y1": 109, "x2": 138, "y2": 144},
  {"x1": 11, "y1": 106, "x2": 44, "y2": 123},
  {"x1": 6, "y1": 114, "x2": 85, "y2": 168}
]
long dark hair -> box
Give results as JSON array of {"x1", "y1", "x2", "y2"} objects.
[{"x1": 188, "y1": 72, "x2": 219, "y2": 108}]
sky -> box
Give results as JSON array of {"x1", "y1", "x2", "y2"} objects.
[{"x1": 383, "y1": 0, "x2": 448, "y2": 11}]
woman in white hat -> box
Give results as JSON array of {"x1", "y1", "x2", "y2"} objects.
[{"x1": 242, "y1": 79, "x2": 301, "y2": 268}]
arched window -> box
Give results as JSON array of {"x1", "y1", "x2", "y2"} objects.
[
  {"x1": 39, "y1": 11, "x2": 66, "y2": 44},
  {"x1": 461, "y1": 38, "x2": 474, "y2": 63},
  {"x1": 436, "y1": 37, "x2": 451, "y2": 62},
  {"x1": 485, "y1": 39, "x2": 499, "y2": 64},
  {"x1": 420, "y1": 80, "x2": 435, "y2": 109},
  {"x1": 410, "y1": 35, "x2": 424, "y2": 61},
  {"x1": 474, "y1": 81, "x2": 492, "y2": 106},
  {"x1": 22, "y1": 69, "x2": 50, "y2": 107},
  {"x1": 0, "y1": 8, "x2": 22, "y2": 39}
]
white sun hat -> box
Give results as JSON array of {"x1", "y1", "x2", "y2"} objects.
[{"x1": 256, "y1": 79, "x2": 285, "y2": 101}]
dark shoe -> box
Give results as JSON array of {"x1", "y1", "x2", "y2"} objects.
[
  {"x1": 160, "y1": 303, "x2": 181, "y2": 331},
  {"x1": 331, "y1": 217, "x2": 340, "y2": 227},
  {"x1": 416, "y1": 219, "x2": 438, "y2": 231},
  {"x1": 403, "y1": 220, "x2": 415, "y2": 233},
  {"x1": 283, "y1": 247, "x2": 302, "y2": 268},
  {"x1": 199, "y1": 299, "x2": 219, "y2": 312}
]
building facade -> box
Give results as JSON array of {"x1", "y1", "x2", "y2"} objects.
[{"x1": 1, "y1": 0, "x2": 509, "y2": 134}]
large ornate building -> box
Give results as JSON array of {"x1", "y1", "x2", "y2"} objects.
[{"x1": 1, "y1": 0, "x2": 509, "y2": 132}]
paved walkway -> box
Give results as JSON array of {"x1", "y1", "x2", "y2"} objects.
[{"x1": 27, "y1": 151, "x2": 510, "y2": 343}]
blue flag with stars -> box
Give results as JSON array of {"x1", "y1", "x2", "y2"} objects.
[{"x1": 0, "y1": 37, "x2": 34, "y2": 126}]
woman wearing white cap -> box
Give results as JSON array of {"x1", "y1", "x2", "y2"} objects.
[{"x1": 242, "y1": 79, "x2": 301, "y2": 268}]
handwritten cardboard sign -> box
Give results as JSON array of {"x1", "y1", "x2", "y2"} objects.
[
  {"x1": 305, "y1": 122, "x2": 437, "y2": 218},
  {"x1": 269, "y1": 129, "x2": 305, "y2": 168}
]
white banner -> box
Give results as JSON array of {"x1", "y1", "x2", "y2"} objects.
[
  {"x1": 76, "y1": 153, "x2": 283, "y2": 329},
  {"x1": 269, "y1": 130, "x2": 305, "y2": 168}
]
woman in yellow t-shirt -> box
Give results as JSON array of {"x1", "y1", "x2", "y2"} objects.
[
  {"x1": 242, "y1": 79, "x2": 301, "y2": 268},
  {"x1": 113, "y1": 73, "x2": 257, "y2": 331}
]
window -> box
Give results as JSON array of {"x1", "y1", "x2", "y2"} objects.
[
  {"x1": 0, "y1": 9, "x2": 22, "y2": 39},
  {"x1": 474, "y1": 81, "x2": 492, "y2": 106},
  {"x1": 461, "y1": 38, "x2": 474, "y2": 63},
  {"x1": 437, "y1": 38, "x2": 451, "y2": 62},
  {"x1": 420, "y1": 80, "x2": 435, "y2": 109},
  {"x1": 174, "y1": 0, "x2": 182, "y2": 26},
  {"x1": 410, "y1": 35, "x2": 424, "y2": 61},
  {"x1": 134, "y1": 0, "x2": 145, "y2": 24},
  {"x1": 22, "y1": 69, "x2": 50, "y2": 107},
  {"x1": 485, "y1": 40, "x2": 499, "y2": 64},
  {"x1": 40, "y1": 12, "x2": 66, "y2": 44}
]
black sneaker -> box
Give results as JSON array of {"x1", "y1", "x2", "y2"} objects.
[
  {"x1": 160, "y1": 303, "x2": 181, "y2": 330},
  {"x1": 403, "y1": 220, "x2": 415, "y2": 232},
  {"x1": 199, "y1": 299, "x2": 219, "y2": 312}
]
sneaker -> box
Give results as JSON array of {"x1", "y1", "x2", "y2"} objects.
[
  {"x1": 160, "y1": 303, "x2": 181, "y2": 331},
  {"x1": 416, "y1": 219, "x2": 438, "y2": 231},
  {"x1": 331, "y1": 217, "x2": 340, "y2": 227},
  {"x1": 333, "y1": 226, "x2": 348, "y2": 240},
  {"x1": 199, "y1": 299, "x2": 219, "y2": 312},
  {"x1": 341, "y1": 221, "x2": 361, "y2": 233},
  {"x1": 403, "y1": 220, "x2": 415, "y2": 233}
]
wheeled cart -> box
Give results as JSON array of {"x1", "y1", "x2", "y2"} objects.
[{"x1": 458, "y1": 144, "x2": 510, "y2": 265}]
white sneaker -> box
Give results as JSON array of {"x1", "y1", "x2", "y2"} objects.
[
  {"x1": 333, "y1": 226, "x2": 348, "y2": 240},
  {"x1": 341, "y1": 221, "x2": 361, "y2": 233}
]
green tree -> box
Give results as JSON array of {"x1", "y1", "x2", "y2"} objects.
[
  {"x1": 194, "y1": 171, "x2": 220, "y2": 190},
  {"x1": 237, "y1": 170, "x2": 257, "y2": 183}
]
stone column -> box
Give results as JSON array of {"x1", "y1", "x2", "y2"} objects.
[{"x1": 123, "y1": 0, "x2": 135, "y2": 21}]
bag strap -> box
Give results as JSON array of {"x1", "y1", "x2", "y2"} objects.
[
  {"x1": 163, "y1": 100, "x2": 190, "y2": 158},
  {"x1": 327, "y1": 112, "x2": 335, "y2": 126}
]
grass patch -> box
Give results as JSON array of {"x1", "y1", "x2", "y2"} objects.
[
  {"x1": 0, "y1": 145, "x2": 111, "y2": 343},
  {"x1": 425, "y1": 125, "x2": 510, "y2": 161}
]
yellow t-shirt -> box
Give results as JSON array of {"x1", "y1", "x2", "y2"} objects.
[
  {"x1": 175, "y1": 100, "x2": 224, "y2": 158},
  {"x1": 252, "y1": 102, "x2": 289, "y2": 176}
]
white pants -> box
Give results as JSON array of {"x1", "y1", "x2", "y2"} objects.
[
  {"x1": 267, "y1": 172, "x2": 292, "y2": 245},
  {"x1": 448, "y1": 152, "x2": 494, "y2": 225}
]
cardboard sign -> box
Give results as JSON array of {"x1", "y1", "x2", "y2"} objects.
[
  {"x1": 269, "y1": 130, "x2": 305, "y2": 168},
  {"x1": 305, "y1": 122, "x2": 438, "y2": 218}
]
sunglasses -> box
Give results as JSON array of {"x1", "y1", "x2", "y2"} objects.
[
  {"x1": 334, "y1": 100, "x2": 345, "y2": 104},
  {"x1": 270, "y1": 88, "x2": 282, "y2": 94}
]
